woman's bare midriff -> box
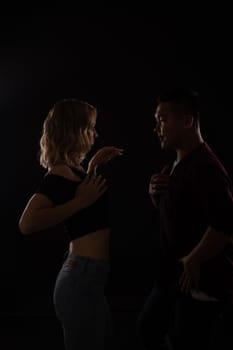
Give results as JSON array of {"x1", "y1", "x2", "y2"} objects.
[{"x1": 69, "y1": 228, "x2": 110, "y2": 261}]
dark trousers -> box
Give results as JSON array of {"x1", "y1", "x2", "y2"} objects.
[{"x1": 136, "y1": 281, "x2": 233, "y2": 350}]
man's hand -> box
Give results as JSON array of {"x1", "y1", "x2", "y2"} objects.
[
  {"x1": 149, "y1": 173, "x2": 170, "y2": 207},
  {"x1": 179, "y1": 255, "x2": 201, "y2": 293}
]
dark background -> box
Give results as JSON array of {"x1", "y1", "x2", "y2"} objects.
[{"x1": 1, "y1": 11, "x2": 233, "y2": 348}]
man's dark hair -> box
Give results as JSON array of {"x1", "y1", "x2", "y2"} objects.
[{"x1": 157, "y1": 87, "x2": 200, "y2": 125}]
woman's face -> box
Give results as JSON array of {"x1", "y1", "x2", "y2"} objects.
[{"x1": 88, "y1": 113, "x2": 98, "y2": 147}]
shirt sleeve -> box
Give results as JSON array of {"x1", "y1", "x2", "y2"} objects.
[
  {"x1": 35, "y1": 176, "x2": 58, "y2": 204},
  {"x1": 196, "y1": 163, "x2": 233, "y2": 236}
]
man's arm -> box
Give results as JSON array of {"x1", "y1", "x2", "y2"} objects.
[
  {"x1": 180, "y1": 163, "x2": 233, "y2": 292},
  {"x1": 188, "y1": 226, "x2": 231, "y2": 263},
  {"x1": 179, "y1": 226, "x2": 232, "y2": 292}
]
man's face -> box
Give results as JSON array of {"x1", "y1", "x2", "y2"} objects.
[{"x1": 154, "y1": 102, "x2": 186, "y2": 150}]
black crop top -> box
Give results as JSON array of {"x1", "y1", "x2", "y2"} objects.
[{"x1": 35, "y1": 169, "x2": 110, "y2": 242}]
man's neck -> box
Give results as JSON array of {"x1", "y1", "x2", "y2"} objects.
[{"x1": 176, "y1": 133, "x2": 204, "y2": 162}]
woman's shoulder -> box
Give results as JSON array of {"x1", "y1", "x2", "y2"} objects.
[
  {"x1": 35, "y1": 169, "x2": 80, "y2": 205},
  {"x1": 47, "y1": 164, "x2": 84, "y2": 183}
]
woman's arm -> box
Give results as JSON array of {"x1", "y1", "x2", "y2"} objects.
[
  {"x1": 19, "y1": 193, "x2": 85, "y2": 234},
  {"x1": 19, "y1": 172, "x2": 108, "y2": 234}
]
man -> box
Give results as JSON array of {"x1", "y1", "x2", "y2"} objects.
[{"x1": 137, "y1": 88, "x2": 233, "y2": 349}]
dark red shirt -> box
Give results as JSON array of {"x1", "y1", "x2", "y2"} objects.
[{"x1": 157, "y1": 142, "x2": 233, "y2": 303}]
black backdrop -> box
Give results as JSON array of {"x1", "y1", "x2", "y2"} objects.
[{"x1": 1, "y1": 13, "x2": 233, "y2": 317}]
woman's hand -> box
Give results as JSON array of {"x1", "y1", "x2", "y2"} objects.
[
  {"x1": 75, "y1": 172, "x2": 108, "y2": 208},
  {"x1": 87, "y1": 146, "x2": 124, "y2": 174}
]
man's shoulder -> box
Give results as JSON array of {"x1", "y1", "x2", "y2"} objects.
[
  {"x1": 191, "y1": 143, "x2": 226, "y2": 171},
  {"x1": 190, "y1": 143, "x2": 232, "y2": 186}
]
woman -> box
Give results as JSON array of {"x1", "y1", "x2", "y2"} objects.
[{"x1": 19, "y1": 98, "x2": 123, "y2": 349}]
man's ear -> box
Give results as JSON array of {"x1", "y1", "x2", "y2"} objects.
[{"x1": 184, "y1": 114, "x2": 194, "y2": 129}]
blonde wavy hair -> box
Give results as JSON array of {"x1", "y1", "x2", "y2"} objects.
[{"x1": 39, "y1": 99, "x2": 97, "y2": 169}]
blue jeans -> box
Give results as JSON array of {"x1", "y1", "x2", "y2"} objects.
[
  {"x1": 136, "y1": 281, "x2": 233, "y2": 350},
  {"x1": 53, "y1": 252, "x2": 114, "y2": 350}
]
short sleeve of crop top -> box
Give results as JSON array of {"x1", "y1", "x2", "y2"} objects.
[
  {"x1": 35, "y1": 173, "x2": 78, "y2": 205},
  {"x1": 35, "y1": 171, "x2": 110, "y2": 240}
]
